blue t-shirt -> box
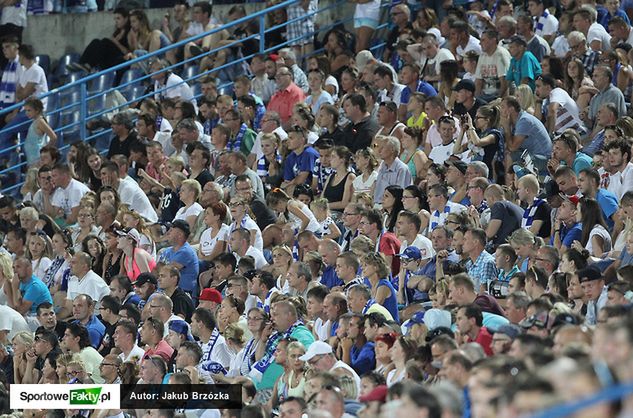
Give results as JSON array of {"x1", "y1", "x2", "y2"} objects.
[
  {"x1": 283, "y1": 146, "x2": 320, "y2": 182},
  {"x1": 320, "y1": 265, "x2": 343, "y2": 289},
  {"x1": 351, "y1": 342, "x2": 376, "y2": 376},
  {"x1": 596, "y1": 188, "x2": 619, "y2": 230},
  {"x1": 19, "y1": 275, "x2": 53, "y2": 314},
  {"x1": 400, "y1": 80, "x2": 437, "y2": 105},
  {"x1": 505, "y1": 51, "x2": 542, "y2": 91},
  {"x1": 550, "y1": 222, "x2": 582, "y2": 248},
  {"x1": 514, "y1": 111, "x2": 552, "y2": 158},
  {"x1": 74, "y1": 315, "x2": 105, "y2": 349},
  {"x1": 378, "y1": 278, "x2": 399, "y2": 323},
  {"x1": 161, "y1": 243, "x2": 199, "y2": 293}
]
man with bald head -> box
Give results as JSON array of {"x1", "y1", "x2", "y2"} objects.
[
  {"x1": 5, "y1": 256, "x2": 52, "y2": 316},
  {"x1": 67, "y1": 251, "x2": 109, "y2": 308},
  {"x1": 318, "y1": 238, "x2": 343, "y2": 289}
]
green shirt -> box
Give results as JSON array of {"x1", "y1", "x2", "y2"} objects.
[{"x1": 257, "y1": 324, "x2": 314, "y2": 390}]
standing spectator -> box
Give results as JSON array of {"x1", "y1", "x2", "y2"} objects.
[
  {"x1": 267, "y1": 66, "x2": 305, "y2": 129},
  {"x1": 373, "y1": 136, "x2": 412, "y2": 205},
  {"x1": 505, "y1": 36, "x2": 542, "y2": 92},
  {"x1": 160, "y1": 220, "x2": 199, "y2": 297}
]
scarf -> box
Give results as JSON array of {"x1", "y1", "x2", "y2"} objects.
[
  {"x1": 201, "y1": 327, "x2": 221, "y2": 362},
  {"x1": 430, "y1": 205, "x2": 452, "y2": 231},
  {"x1": 535, "y1": 10, "x2": 549, "y2": 33},
  {"x1": 521, "y1": 198, "x2": 545, "y2": 228},
  {"x1": 0, "y1": 58, "x2": 19, "y2": 109},
  {"x1": 228, "y1": 123, "x2": 247, "y2": 152},
  {"x1": 362, "y1": 299, "x2": 375, "y2": 315},
  {"x1": 250, "y1": 321, "x2": 302, "y2": 382}
]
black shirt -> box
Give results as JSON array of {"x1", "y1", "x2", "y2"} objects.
[
  {"x1": 107, "y1": 131, "x2": 140, "y2": 159},
  {"x1": 489, "y1": 200, "x2": 524, "y2": 247},
  {"x1": 193, "y1": 169, "x2": 214, "y2": 189},
  {"x1": 342, "y1": 116, "x2": 380, "y2": 152},
  {"x1": 452, "y1": 97, "x2": 487, "y2": 121},
  {"x1": 99, "y1": 319, "x2": 117, "y2": 357},
  {"x1": 170, "y1": 287, "x2": 194, "y2": 323},
  {"x1": 250, "y1": 198, "x2": 277, "y2": 231}
]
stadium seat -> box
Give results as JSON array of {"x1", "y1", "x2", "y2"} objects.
[
  {"x1": 35, "y1": 54, "x2": 51, "y2": 75},
  {"x1": 44, "y1": 92, "x2": 60, "y2": 131},
  {"x1": 181, "y1": 64, "x2": 200, "y2": 83},
  {"x1": 118, "y1": 68, "x2": 144, "y2": 88},
  {"x1": 88, "y1": 72, "x2": 115, "y2": 95},
  {"x1": 53, "y1": 53, "x2": 80, "y2": 85}
]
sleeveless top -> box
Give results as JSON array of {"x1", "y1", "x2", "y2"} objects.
[
  {"x1": 287, "y1": 202, "x2": 321, "y2": 233},
  {"x1": 323, "y1": 172, "x2": 351, "y2": 204},
  {"x1": 401, "y1": 150, "x2": 418, "y2": 179},
  {"x1": 105, "y1": 251, "x2": 122, "y2": 283},
  {"x1": 377, "y1": 278, "x2": 400, "y2": 323},
  {"x1": 123, "y1": 248, "x2": 157, "y2": 282},
  {"x1": 286, "y1": 369, "x2": 305, "y2": 398},
  {"x1": 24, "y1": 117, "x2": 48, "y2": 165}
]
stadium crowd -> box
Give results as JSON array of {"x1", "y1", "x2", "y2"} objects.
[{"x1": 2, "y1": 0, "x2": 633, "y2": 417}]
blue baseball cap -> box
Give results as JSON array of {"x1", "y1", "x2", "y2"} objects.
[
  {"x1": 168, "y1": 320, "x2": 194, "y2": 341},
  {"x1": 401, "y1": 246, "x2": 422, "y2": 261}
]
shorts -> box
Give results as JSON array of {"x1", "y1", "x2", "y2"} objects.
[{"x1": 354, "y1": 18, "x2": 379, "y2": 29}]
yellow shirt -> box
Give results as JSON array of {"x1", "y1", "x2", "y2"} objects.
[{"x1": 407, "y1": 112, "x2": 427, "y2": 129}]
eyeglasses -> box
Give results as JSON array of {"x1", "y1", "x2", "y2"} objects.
[
  {"x1": 78, "y1": 213, "x2": 93, "y2": 218},
  {"x1": 66, "y1": 370, "x2": 81, "y2": 377},
  {"x1": 229, "y1": 202, "x2": 243, "y2": 208},
  {"x1": 343, "y1": 212, "x2": 359, "y2": 216},
  {"x1": 100, "y1": 363, "x2": 118, "y2": 368}
]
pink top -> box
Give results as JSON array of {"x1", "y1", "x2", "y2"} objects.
[{"x1": 124, "y1": 247, "x2": 156, "y2": 282}]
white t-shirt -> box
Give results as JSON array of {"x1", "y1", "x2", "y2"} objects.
[
  {"x1": 244, "y1": 246, "x2": 268, "y2": 269},
  {"x1": 400, "y1": 234, "x2": 435, "y2": 260},
  {"x1": 66, "y1": 270, "x2": 109, "y2": 307},
  {"x1": 0, "y1": 305, "x2": 30, "y2": 340},
  {"x1": 548, "y1": 88, "x2": 584, "y2": 133},
  {"x1": 155, "y1": 73, "x2": 196, "y2": 106},
  {"x1": 607, "y1": 162, "x2": 633, "y2": 199},
  {"x1": 117, "y1": 179, "x2": 158, "y2": 222},
  {"x1": 199, "y1": 224, "x2": 230, "y2": 256},
  {"x1": 535, "y1": 12, "x2": 559, "y2": 37},
  {"x1": 378, "y1": 83, "x2": 405, "y2": 106},
  {"x1": 230, "y1": 216, "x2": 263, "y2": 251},
  {"x1": 475, "y1": 46, "x2": 511, "y2": 96},
  {"x1": 19, "y1": 63, "x2": 48, "y2": 106},
  {"x1": 456, "y1": 35, "x2": 482, "y2": 59},
  {"x1": 51, "y1": 179, "x2": 90, "y2": 218},
  {"x1": 352, "y1": 170, "x2": 378, "y2": 194},
  {"x1": 250, "y1": 126, "x2": 288, "y2": 161},
  {"x1": 119, "y1": 344, "x2": 146, "y2": 364},
  {"x1": 551, "y1": 35, "x2": 570, "y2": 58},
  {"x1": 587, "y1": 224, "x2": 612, "y2": 255},
  {"x1": 32, "y1": 257, "x2": 52, "y2": 281},
  {"x1": 428, "y1": 141, "x2": 455, "y2": 165},
  {"x1": 354, "y1": 0, "x2": 381, "y2": 20},
  {"x1": 588, "y1": 22, "x2": 612, "y2": 51},
  {"x1": 175, "y1": 202, "x2": 204, "y2": 222}
]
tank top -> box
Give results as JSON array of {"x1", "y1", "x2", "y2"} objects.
[
  {"x1": 124, "y1": 248, "x2": 157, "y2": 282},
  {"x1": 377, "y1": 278, "x2": 400, "y2": 323},
  {"x1": 24, "y1": 117, "x2": 48, "y2": 165},
  {"x1": 323, "y1": 172, "x2": 351, "y2": 204},
  {"x1": 286, "y1": 369, "x2": 305, "y2": 398},
  {"x1": 401, "y1": 150, "x2": 417, "y2": 179}
]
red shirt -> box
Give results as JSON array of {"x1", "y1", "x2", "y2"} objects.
[
  {"x1": 378, "y1": 232, "x2": 401, "y2": 274},
  {"x1": 144, "y1": 339, "x2": 174, "y2": 363},
  {"x1": 267, "y1": 82, "x2": 305, "y2": 127},
  {"x1": 467, "y1": 326, "x2": 494, "y2": 356}
]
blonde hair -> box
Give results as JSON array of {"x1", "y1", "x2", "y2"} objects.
[
  {"x1": 12, "y1": 331, "x2": 34, "y2": 347},
  {"x1": 167, "y1": 156, "x2": 186, "y2": 172},
  {"x1": 310, "y1": 197, "x2": 330, "y2": 212},
  {"x1": 508, "y1": 228, "x2": 537, "y2": 247},
  {"x1": 350, "y1": 235, "x2": 374, "y2": 255},
  {"x1": 352, "y1": 192, "x2": 374, "y2": 208},
  {"x1": 0, "y1": 252, "x2": 14, "y2": 281},
  {"x1": 516, "y1": 84, "x2": 536, "y2": 112},
  {"x1": 20, "y1": 168, "x2": 40, "y2": 196},
  {"x1": 181, "y1": 178, "x2": 202, "y2": 200},
  {"x1": 224, "y1": 323, "x2": 245, "y2": 347},
  {"x1": 27, "y1": 232, "x2": 53, "y2": 260}
]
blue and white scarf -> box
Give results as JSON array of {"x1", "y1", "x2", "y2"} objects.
[
  {"x1": 228, "y1": 123, "x2": 248, "y2": 152},
  {"x1": 521, "y1": 198, "x2": 545, "y2": 228},
  {"x1": 362, "y1": 299, "x2": 376, "y2": 315},
  {"x1": 249, "y1": 321, "x2": 303, "y2": 382},
  {"x1": 0, "y1": 58, "x2": 19, "y2": 109},
  {"x1": 535, "y1": 10, "x2": 549, "y2": 33},
  {"x1": 430, "y1": 205, "x2": 452, "y2": 231}
]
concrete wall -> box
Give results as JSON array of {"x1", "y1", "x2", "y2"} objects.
[{"x1": 23, "y1": 0, "x2": 351, "y2": 68}]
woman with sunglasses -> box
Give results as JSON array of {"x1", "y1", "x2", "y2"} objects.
[
  {"x1": 116, "y1": 227, "x2": 156, "y2": 282},
  {"x1": 71, "y1": 205, "x2": 99, "y2": 254},
  {"x1": 455, "y1": 105, "x2": 503, "y2": 180},
  {"x1": 228, "y1": 196, "x2": 264, "y2": 252}
]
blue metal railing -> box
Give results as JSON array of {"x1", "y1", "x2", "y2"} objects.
[{"x1": 0, "y1": 0, "x2": 389, "y2": 195}]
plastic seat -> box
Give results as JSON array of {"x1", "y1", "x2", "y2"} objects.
[
  {"x1": 59, "y1": 111, "x2": 81, "y2": 144},
  {"x1": 53, "y1": 53, "x2": 80, "y2": 84},
  {"x1": 35, "y1": 54, "x2": 51, "y2": 75},
  {"x1": 87, "y1": 93, "x2": 107, "y2": 115},
  {"x1": 118, "y1": 68, "x2": 144, "y2": 88},
  {"x1": 43, "y1": 92, "x2": 60, "y2": 131},
  {"x1": 181, "y1": 65, "x2": 200, "y2": 83},
  {"x1": 88, "y1": 73, "x2": 115, "y2": 95},
  {"x1": 122, "y1": 85, "x2": 147, "y2": 102}
]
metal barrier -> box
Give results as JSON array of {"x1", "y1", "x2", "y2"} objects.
[{"x1": 0, "y1": 0, "x2": 388, "y2": 195}]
